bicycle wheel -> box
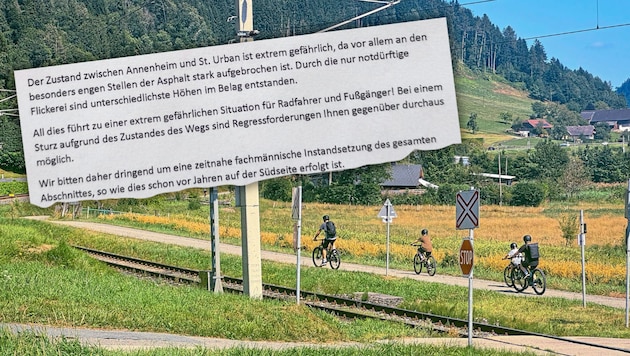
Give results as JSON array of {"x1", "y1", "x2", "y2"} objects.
[
  {"x1": 312, "y1": 246, "x2": 323, "y2": 267},
  {"x1": 531, "y1": 268, "x2": 546, "y2": 295},
  {"x1": 511, "y1": 268, "x2": 528, "y2": 292},
  {"x1": 426, "y1": 256, "x2": 437, "y2": 276},
  {"x1": 329, "y1": 249, "x2": 341, "y2": 270},
  {"x1": 504, "y1": 265, "x2": 514, "y2": 287},
  {"x1": 413, "y1": 254, "x2": 423, "y2": 274}
]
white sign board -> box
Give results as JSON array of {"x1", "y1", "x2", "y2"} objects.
[
  {"x1": 378, "y1": 198, "x2": 397, "y2": 223},
  {"x1": 455, "y1": 189, "x2": 479, "y2": 230},
  {"x1": 15, "y1": 18, "x2": 460, "y2": 207}
]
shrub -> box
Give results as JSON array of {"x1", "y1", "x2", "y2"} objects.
[
  {"x1": 261, "y1": 178, "x2": 292, "y2": 202},
  {"x1": 510, "y1": 182, "x2": 545, "y2": 206},
  {"x1": 0, "y1": 181, "x2": 28, "y2": 195},
  {"x1": 558, "y1": 212, "x2": 579, "y2": 246},
  {"x1": 187, "y1": 197, "x2": 201, "y2": 210}
]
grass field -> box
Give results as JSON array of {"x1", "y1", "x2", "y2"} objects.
[
  {"x1": 1, "y1": 211, "x2": 630, "y2": 352},
  {"x1": 84, "y1": 196, "x2": 628, "y2": 297},
  {"x1": 454, "y1": 65, "x2": 534, "y2": 144}
]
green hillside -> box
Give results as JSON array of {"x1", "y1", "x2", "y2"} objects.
[{"x1": 454, "y1": 64, "x2": 535, "y2": 145}]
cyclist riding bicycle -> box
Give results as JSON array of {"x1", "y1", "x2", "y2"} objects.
[
  {"x1": 313, "y1": 215, "x2": 337, "y2": 264},
  {"x1": 504, "y1": 242, "x2": 522, "y2": 266},
  {"x1": 412, "y1": 228, "x2": 433, "y2": 260},
  {"x1": 516, "y1": 235, "x2": 539, "y2": 278}
]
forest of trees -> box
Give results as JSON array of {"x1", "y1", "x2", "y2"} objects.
[{"x1": 0, "y1": 0, "x2": 628, "y2": 198}]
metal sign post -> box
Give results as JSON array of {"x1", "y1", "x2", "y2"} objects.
[
  {"x1": 579, "y1": 209, "x2": 586, "y2": 307},
  {"x1": 626, "y1": 179, "x2": 630, "y2": 327},
  {"x1": 210, "y1": 187, "x2": 223, "y2": 293},
  {"x1": 461, "y1": 232, "x2": 474, "y2": 346},
  {"x1": 291, "y1": 186, "x2": 302, "y2": 305},
  {"x1": 378, "y1": 199, "x2": 397, "y2": 276},
  {"x1": 456, "y1": 189, "x2": 480, "y2": 347}
]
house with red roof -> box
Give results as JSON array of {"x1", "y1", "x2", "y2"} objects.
[{"x1": 518, "y1": 119, "x2": 553, "y2": 137}]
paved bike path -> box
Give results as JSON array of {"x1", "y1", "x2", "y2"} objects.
[
  {"x1": 8, "y1": 321, "x2": 625, "y2": 354},
  {"x1": 41, "y1": 218, "x2": 625, "y2": 310}
]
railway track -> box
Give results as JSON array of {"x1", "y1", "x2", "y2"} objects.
[
  {"x1": 74, "y1": 245, "x2": 630, "y2": 354},
  {"x1": 0, "y1": 193, "x2": 29, "y2": 204}
]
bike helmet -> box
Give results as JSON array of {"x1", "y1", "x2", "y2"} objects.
[
  {"x1": 510, "y1": 242, "x2": 517, "y2": 249},
  {"x1": 421, "y1": 229, "x2": 429, "y2": 236},
  {"x1": 322, "y1": 215, "x2": 329, "y2": 221},
  {"x1": 523, "y1": 234, "x2": 532, "y2": 243}
]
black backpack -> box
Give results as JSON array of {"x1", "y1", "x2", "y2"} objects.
[
  {"x1": 325, "y1": 220, "x2": 336, "y2": 238},
  {"x1": 526, "y1": 243, "x2": 540, "y2": 261}
]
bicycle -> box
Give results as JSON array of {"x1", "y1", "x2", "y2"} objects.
[
  {"x1": 510, "y1": 265, "x2": 546, "y2": 295},
  {"x1": 312, "y1": 238, "x2": 341, "y2": 269},
  {"x1": 411, "y1": 243, "x2": 436, "y2": 276},
  {"x1": 502, "y1": 255, "x2": 522, "y2": 288}
]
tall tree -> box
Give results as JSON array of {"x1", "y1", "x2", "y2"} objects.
[
  {"x1": 528, "y1": 140, "x2": 569, "y2": 181},
  {"x1": 467, "y1": 112, "x2": 478, "y2": 133},
  {"x1": 560, "y1": 156, "x2": 590, "y2": 199}
]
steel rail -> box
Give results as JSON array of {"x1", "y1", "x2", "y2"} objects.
[{"x1": 74, "y1": 245, "x2": 630, "y2": 354}]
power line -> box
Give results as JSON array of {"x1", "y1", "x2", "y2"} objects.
[
  {"x1": 267, "y1": 0, "x2": 498, "y2": 37},
  {"x1": 523, "y1": 23, "x2": 630, "y2": 42}
]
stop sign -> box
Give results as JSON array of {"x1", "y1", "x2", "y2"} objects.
[{"x1": 459, "y1": 239, "x2": 474, "y2": 276}]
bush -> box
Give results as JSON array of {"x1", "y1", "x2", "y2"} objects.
[
  {"x1": 422, "y1": 184, "x2": 470, "y2": 205},
  {"x1": 261, "y1": 178, "x2": 292, "y2": 202},
  {"x1": 388, "y1": 192, "x2": 424, "y2": 205},
  {"x1": 0, "y1": 181, "x2": 28, "y2": 195},
  {"x1": 511, "y1": 182, "x2": 545, "y2": 206},
  {"x1": 188, "y1": 197, "x2": 201, "y2": 210}
]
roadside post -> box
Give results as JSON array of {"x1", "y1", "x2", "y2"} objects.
[
  {"x1": 209, "y1": 187, "x2": 223, "y2": 293},
  {"x1": 625, "y1": 179, "x2": 630, "y2": 327},
  {"x1": 578, "y1": 209, "x2": 586, "y2": 307},
  {"x1": 456, "y1": 189, "x2": 480, "y2": 346},
  {"x1": 378, "y1": 199, "x2": 397, "y2": 276},
  {"x1": 291, "y1": 186, "x2": 302, "y2": 304}
]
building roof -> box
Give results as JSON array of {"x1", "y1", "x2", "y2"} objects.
[
  {"x1": 580, "y1": 111, "x2": 595, "y2": 121},
  {"x1": 566, "y1": 125, "x2": 595, "y2": 137},
  {"x1": 581, "y1": 109, "x2": 630, "y2": 124},
  {"x1": 381, "y1": 164, "x2": 424, "y2": 188},
  {"x1": 523, "y1": 119, "x2": 553, "y2": 129},
  {"x1": 475, "y1": 173, "x2": 516, "y2": 181}
]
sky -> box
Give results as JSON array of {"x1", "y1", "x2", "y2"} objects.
[{"x1": 465, "y1": 0, "x2": 630, "y2": 89}]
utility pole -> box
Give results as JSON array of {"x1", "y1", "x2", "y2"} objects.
[
  {"x1": 235, "y1": 0, "x2": 262, "y2": 300},
  {"x1": 231, "y1": 0, "x2": 400, "y2": 300},
  {"x1": 498, "y1": 152, "x2": 502, "y2": 206}
]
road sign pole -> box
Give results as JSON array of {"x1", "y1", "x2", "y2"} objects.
[
  {"x1": 378, "y1": 199, "x2": 396, "y2": 276},
  {"x1": 210, "y1": 187, "x2": 223, "y2": 293},
  {"x1": 580, "y1": 209, "x2": 586, "y2": 308},
  {"x1": 467, "y1": 229, "x2": 474, "y2": 347},
  {"x1": 456, "y1": 189, "x2": 479, "y2": 347},
  {"x1": 292, "y1": 186, "x2": 302, "y2": 305},
  {"x1": 386, "y1": 204, "x2": 390, "y2": 276},
  {"x1": 626, "y1": 179, "x2": 630, "y2": 327}
]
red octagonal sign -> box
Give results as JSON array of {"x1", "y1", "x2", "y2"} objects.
[{"x1": 459, "y1": 239, "x2": 474, "y2": 276}]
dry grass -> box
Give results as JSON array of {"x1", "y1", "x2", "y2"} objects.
[{"x1": 97, "y1": 201, "x2": 627, "y2": 287}]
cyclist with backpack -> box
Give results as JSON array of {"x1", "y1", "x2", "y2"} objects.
[
  {"x1": 313, "y1": 215, "x2": 337, "y2": 264},
  {"x1": 516, "y1": 234, "x2": 539, "y2": 278}
]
